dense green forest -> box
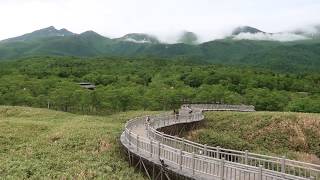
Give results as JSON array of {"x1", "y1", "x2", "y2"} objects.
[{"x1": 0, "y1": 56, "x2": 319, "y2": 114}]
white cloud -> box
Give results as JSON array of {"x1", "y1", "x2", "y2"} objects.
[{"x1": 233, "y1": 32, "x2": 309, "y2": 42}]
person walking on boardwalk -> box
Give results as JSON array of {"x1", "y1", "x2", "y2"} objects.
[
  {"x1": 173, "y1": 109, "x2": 179, "y2": 120},
  {"x1": 145, "y1": 116, "x2": 150, "y2": 123},
  {"x1": 187, "y1": 105, "x2": 193, "y2": 114}
]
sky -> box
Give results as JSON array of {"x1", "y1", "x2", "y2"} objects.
[{"x1": 0, "y1": 0, "x2": 320, "y2": 41}]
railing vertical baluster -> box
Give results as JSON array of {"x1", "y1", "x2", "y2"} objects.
[
  {"x1": 204, "y1": 144, "x2": 207, "y2": 156},
  {"x1": 179, "y1": 149, "x2": 183, "y2": 171},
  {"x1": 158, "y1": 141, "x2": 161, "y2": 158},
  {"x1": 258, "y1": 165, "x2": 263, "y2": 180},
  {"x1": 220, "y1": 159, "x2": 225, "y2": 180},
  {"x1": 192, "y1": 152, "x2": 195, "y2": 175},
  {"x1": 129, "y1": 130, "x2": 132, "y2": 146},
  {"x1": 217, "y1": 146, "x2": 221, "y2": 159},
  {"x1": 161, "y1": 132, "x2": 164, "y2": 144},
  {"x1": 245, "y1": 150, "x2": 248, "y2": 165},
  {"x1": 182, "y1": 138, "x2": 185, "y2": 151},
  {"x1": 136, "y1": 135, "x2": 139, "y2": 152},
  {"x1": 150, "y1": 139, "x2": 153, "y2": 157},
  {"x1": 281, "y1": 156, "x2": 286, "y2": 175}
]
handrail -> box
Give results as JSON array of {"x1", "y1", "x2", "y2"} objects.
[{"x1": 121, "y1": 104, "x2": 319, "y2": 180}]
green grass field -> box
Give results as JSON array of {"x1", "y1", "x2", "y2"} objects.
[
  {"x1": 186, "y1": 111, "x2": 320, "y2": 164},
  {"x1": 1, "y1": 106, "x2": 319, "y2": 179},
  {"x1": 0, "y1": 106, "x2": 159, "y2": 179}
]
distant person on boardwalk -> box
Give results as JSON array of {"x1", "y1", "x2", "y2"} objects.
[
  {"x1": 145, "y1": 116, "x2": 150, "y2": 127},
  {"x1": 187, "y1": 105, "x2": 193, "y2": 114},
  {"x1": 173, "y1": 109, "x2": 179, "y2": 120},
  {"x1": 146, "y1": 116, "x2": 150, "y2": 123}
]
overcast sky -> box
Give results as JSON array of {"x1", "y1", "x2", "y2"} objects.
[{"x1": 0, "y1": 0, "x2": 320, "y2": 41}]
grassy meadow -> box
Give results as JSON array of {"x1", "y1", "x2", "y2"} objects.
[
  {"x1": 0, "y1": 106, "x2": 159, "y2": 179},
  {"x1": 186, "y1": 111, "x2": 320, "y2": 164}
]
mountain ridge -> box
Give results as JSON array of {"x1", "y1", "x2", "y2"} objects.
[{"x1": 0, "y1": 26, "x2": 320, "y2": 72}]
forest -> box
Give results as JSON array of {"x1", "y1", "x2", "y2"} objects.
[{"x1": 0, "y1": 56, "x2": 319, "y2": 114}]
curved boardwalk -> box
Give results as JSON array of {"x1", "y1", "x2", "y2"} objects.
[{"x1": 120, "y1": 104, "x2": 320, "y2": 180}]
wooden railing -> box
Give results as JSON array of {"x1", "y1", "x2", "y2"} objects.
[{"x1": 122, "y1": 104, "x2": 320, "y2": 180}]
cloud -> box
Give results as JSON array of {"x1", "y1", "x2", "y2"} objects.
[{"x1": 233, "y1": 32, "x2": 310, "y2": 42}]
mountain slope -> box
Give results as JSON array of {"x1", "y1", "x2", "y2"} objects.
[
  {"x1": 2, "y1": 26, "x2": 75, "y2": 43},
  {"x1": 0, "y1": 26, "x2": 320, "y2": 72},
  {"x1": 232, "y1": 26, "x2": 265, "y2": 35}
]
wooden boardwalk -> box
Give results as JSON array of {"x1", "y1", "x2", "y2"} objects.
[{"x1": 120, "y1": 104, "x2": 320, "y2": 180}]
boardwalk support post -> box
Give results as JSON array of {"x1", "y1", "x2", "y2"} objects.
[
  {"x1": 192, "y1": 152, "x2": 195, "y2": 175},
  {"x1": 137, "y1": 135, "x2": 139, "y2": 153},
  {"x1": 179, "y1": 149, "x2": 183, "y2": 171},
  {"x1": 182, "y1": 138, "x2": 185, "y2": 151},
  {"x1": 217, "y1": 146, "x2": 221, "y2": 159},
  {"x1": 150, "y1": 139, "x2": 153, "y2": 157},
  {"x1": 245, "y1": 150, "x2": 248, "y2": 165},
  {"x1": 158, "y1": 141, "x2": 161, "y2": 158},
  {"x1": 220, "y1": 159, "x2": 225, "y2": 180},
  {"x1": 204, "y1": 144, "x2": 207, "y2": 156},
  {"x1": 258, "y1": 165, "x2": 263, "y2": 180},
  {"x1": 281, "y1": 156, "x2": 286, "y2": 174},
  {"x1": 161, "y1": 132, "x2": 164, "y2": 144},
  {"x1": 129, "y1": 130, "x2": 132, "y2": 146}
]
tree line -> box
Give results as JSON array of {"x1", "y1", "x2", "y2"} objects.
[{"x1": 0, "y1": 56, "x2": 319, "y2": 114}]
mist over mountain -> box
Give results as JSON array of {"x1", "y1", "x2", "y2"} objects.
[
  {"x1": 116, "y1": 33, "x2": 160, "y2": 44},
  {"x1": 230, "y1": 26, "x2": 313, "y2": 42},
  {"x1": 177, "y1": 31, "x2": 199, "y2": 45}
]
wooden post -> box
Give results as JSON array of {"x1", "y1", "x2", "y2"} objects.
[
  {"x1": 281, "y1": 156, "x2": 286, "y2": 174},
  {"x1": 258, "y1": 165, "x2": 263, "y2": 180},
  {"x1": 136, "y1": 135, "x2": 139, "y2": 152},
  {"x1": 179, "y1": 149, "x2": 183, "y2": 171},
  {"x1": 129, "y1": 130, "x2": 132, "y2": 146},
  {"x1": 161, "y1": 132, "x2": 165, "y2": 144},
  {"x1": 174, "y1": 136, "x2": 178, "y2": 148},
  {"x1": 192, "y1": 152, "x2": 195, "y2": 175},
  {"x1": 150, "y1": 139, "x2": 153, "y2": 157},
  {"x1": 158, "y1": 141, "x2": 161, "y2": 158},
  {"x1": 217, "y1": 146, "x2": 221, "y2": 159},
  {"x1": 220, "y1": 159, "x2": 225, "y2": 180},
  {"x1": 245, "y1": 150, "x2": 248, "y2": 165},
  {"x1": 204, "y1": 144, "x2": 207, "y2": 156},
  {"x1": 181, "y1": 138, "x2": 185, "y2": 151}
]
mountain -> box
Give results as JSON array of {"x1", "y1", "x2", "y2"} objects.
[
  {"x1": 177, "y1": 31, "x2": 199, "y2": 45},
  {"x1": 232, "y1": 26, "x2": 266, "y2": 35},
  {"x1": 0, "y1": 26, "x2": 320, "y2": 72},
  {"x1": 116, "y1": 33, "x2": 160, "y2": 44},
  {"x1": 2, "y1": 26, "x2": 75, "y2": 43}
]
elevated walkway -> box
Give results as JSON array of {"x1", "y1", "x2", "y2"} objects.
[{"x1": 120, "y1": 104, "x2": 319, "y2": 180}]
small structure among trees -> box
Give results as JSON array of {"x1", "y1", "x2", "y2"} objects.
[{"x1": 78, "y1": 82, "x2": 96, "y2": 90}]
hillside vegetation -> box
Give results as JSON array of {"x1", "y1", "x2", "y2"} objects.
[
  {"x1": 0, "y1": 57, "x2": 319, "y2": 114},
  {"x1": 0, "y1": 106, "x2": 157, "y2": 179},
  {"x1": 186, "y1": 111, "x2": 320, "y2": 164}
]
